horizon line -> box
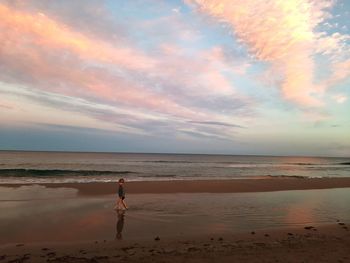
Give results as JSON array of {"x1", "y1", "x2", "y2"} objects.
[{"x1": 0, "y1": 149, "x2": 348, "y2": 159}]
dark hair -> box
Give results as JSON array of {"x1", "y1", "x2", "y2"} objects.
[{"x1": 119, "y1": 178, "x2": 125, "y2": 183}]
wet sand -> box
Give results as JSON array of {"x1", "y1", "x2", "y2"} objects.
[
  {"x1": 1, "y1": 224, "x2": 349, "y2": 262},
  {"x1": 2, "y1": 177, "x2": 350, "y2": 195},
  {"x1": 1, "y1": 180, "x2": 350, "y2": 262}
]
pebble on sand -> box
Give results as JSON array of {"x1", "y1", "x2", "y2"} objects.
[{"x1": 47, "y1": 252, "x2": 56, "y2": 257}]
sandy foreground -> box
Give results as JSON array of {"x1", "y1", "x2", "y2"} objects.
[
  {"x1": 1, "y1": 224, "x2": 349, "y2": 263},
  {"x1": 1, "y1": 178, "x2": 350, "y2": 262}
]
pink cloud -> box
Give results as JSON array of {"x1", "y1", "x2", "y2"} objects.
[
  {"x1": 0, "y1": 2, "x2": 252, "y2": 139},
  {"x1": 0, "y1": 103, "x2": 14, "y2": 110},
  {"x1": 187, "y1": 0, "x2": 349, "y2": 107},
  {"x1": 157, "y1": 45, "x2": 236, "y2": 96},
  {"x1": 0, "y1": 3, "x2": 202, "y2": 120},
  {"x1": 0, "y1": 4, "x2": 156, "y2": 71},
  {"x1": 326, "y1": 59, "x2": 350, "y2": 86}
]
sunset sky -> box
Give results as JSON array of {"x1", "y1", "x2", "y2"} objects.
[{"x1": 0, "y1": 0, "x2": 349, "y2": 156}]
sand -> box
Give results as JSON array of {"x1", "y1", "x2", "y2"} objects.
[
  {"x1": 1, "y1": 179, "x2": 350, "y2": 262},
  {"x1": 2, "y1": 177, "x2": 350, "y2": 195},
  {"x1": 1, "y1": 224, "x2": 349, "y2": 262}
]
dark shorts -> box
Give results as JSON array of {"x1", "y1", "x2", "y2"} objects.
[{"x1": 119, "y1": 196, "x2": 125, "y2": 200}]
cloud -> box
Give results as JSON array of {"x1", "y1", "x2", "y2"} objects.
[
  {"x1": 187, "y1": 0, "x2": 350, "y2": 107},
  {"x1": 4, "y1": 0, "x2": 129, "y2": 44},
  {"x1": 0, "y1": 83, "x2": 175, "y2": 135},
  {"x1": 0, "y1": 3, "x2": 198, "y2": 119},
  {"x1": 333, "y1": 94, "x2": 347, "y2": 104},
  {"x1": 0, "y1": 103, "x2": 14, "y2": 110},
  {"x1": 0, "y1": 83, "x2": 245, "y2": 142},
  {"x1": 188, "y1": 120, "x2": 244, "y2": 128},
  {"x1": 0, "y1": 2, "x2": 254, "y2": 141},
  {"x1": 324, "y1": 59, "x2": 350, "y2": 88},
  {"x1": 0, "y1": 3, "x2": 155, "y2": 70}
]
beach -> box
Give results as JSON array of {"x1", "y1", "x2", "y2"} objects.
[
  {"x1": 2, "y1": 0, "x2": 350, "y2": 260},
  {"x1": 10, "y1": 177, "x2": 350, "y2": 195},
  {"x1": 1, "y1": 178, "x2": 350, "y2": 262},
  {"x1": 1, "y1": 224, "x2": 349, "y2": 263}
]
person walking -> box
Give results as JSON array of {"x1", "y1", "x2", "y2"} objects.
[{"x1": 114, "y1": 178, "x2": 128, "y2": 210}]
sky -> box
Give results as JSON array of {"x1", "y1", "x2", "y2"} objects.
[{"x1": 0, "y1": 0, "x2": 349, "y2": 156}]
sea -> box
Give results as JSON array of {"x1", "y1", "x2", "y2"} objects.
[{"x1": 0, "y1": 151, "x2": 349, "y2": 184}]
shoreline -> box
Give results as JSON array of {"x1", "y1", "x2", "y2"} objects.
[
  {"x1": 1, "y1": 177, "x2": 350, "y2": 195},
  {"x1": 1, "y1": 178, "x2": 350, "y2": 262}
]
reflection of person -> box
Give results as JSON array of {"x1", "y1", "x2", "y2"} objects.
[
  {"x1": 115, "y1": 209, "x2": 125, "y2": 240},
  {"x1": 114, "y1": 178, "x2": 128, "y2": 210}
]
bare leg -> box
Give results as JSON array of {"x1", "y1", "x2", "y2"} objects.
[
  {"x1": 114, "y1": 198, "x2": 121, "y2": 210},
  {"x1": 121, "y1": 199, "x2": 128, "y2": 210}
]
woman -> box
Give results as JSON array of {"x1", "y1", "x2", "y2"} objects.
[{"x1": 114, "y1": 178, "x2": 128, "y2": 210}]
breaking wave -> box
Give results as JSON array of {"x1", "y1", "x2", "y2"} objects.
[{"x1": 0, "y1": 169, "x2": 135, "y2": 177}]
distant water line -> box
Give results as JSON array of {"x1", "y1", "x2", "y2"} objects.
[{"x1": 0, "y1": 151, "x2": 349, "y2": 184}]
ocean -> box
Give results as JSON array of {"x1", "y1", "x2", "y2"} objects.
[{"x1": 0, "y1": 151, "x2": 349, "y2": 184}]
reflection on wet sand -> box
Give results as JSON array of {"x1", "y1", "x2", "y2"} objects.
[
  {"x1": 115, "y1": 209, "x2": 125, "y2": 240},
  {"x1": 1, "y1": 188, "x2": 350, "y2": 244},
  {"x1": 284, "y1": 198, "x2": 316, "y2": 226}
]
